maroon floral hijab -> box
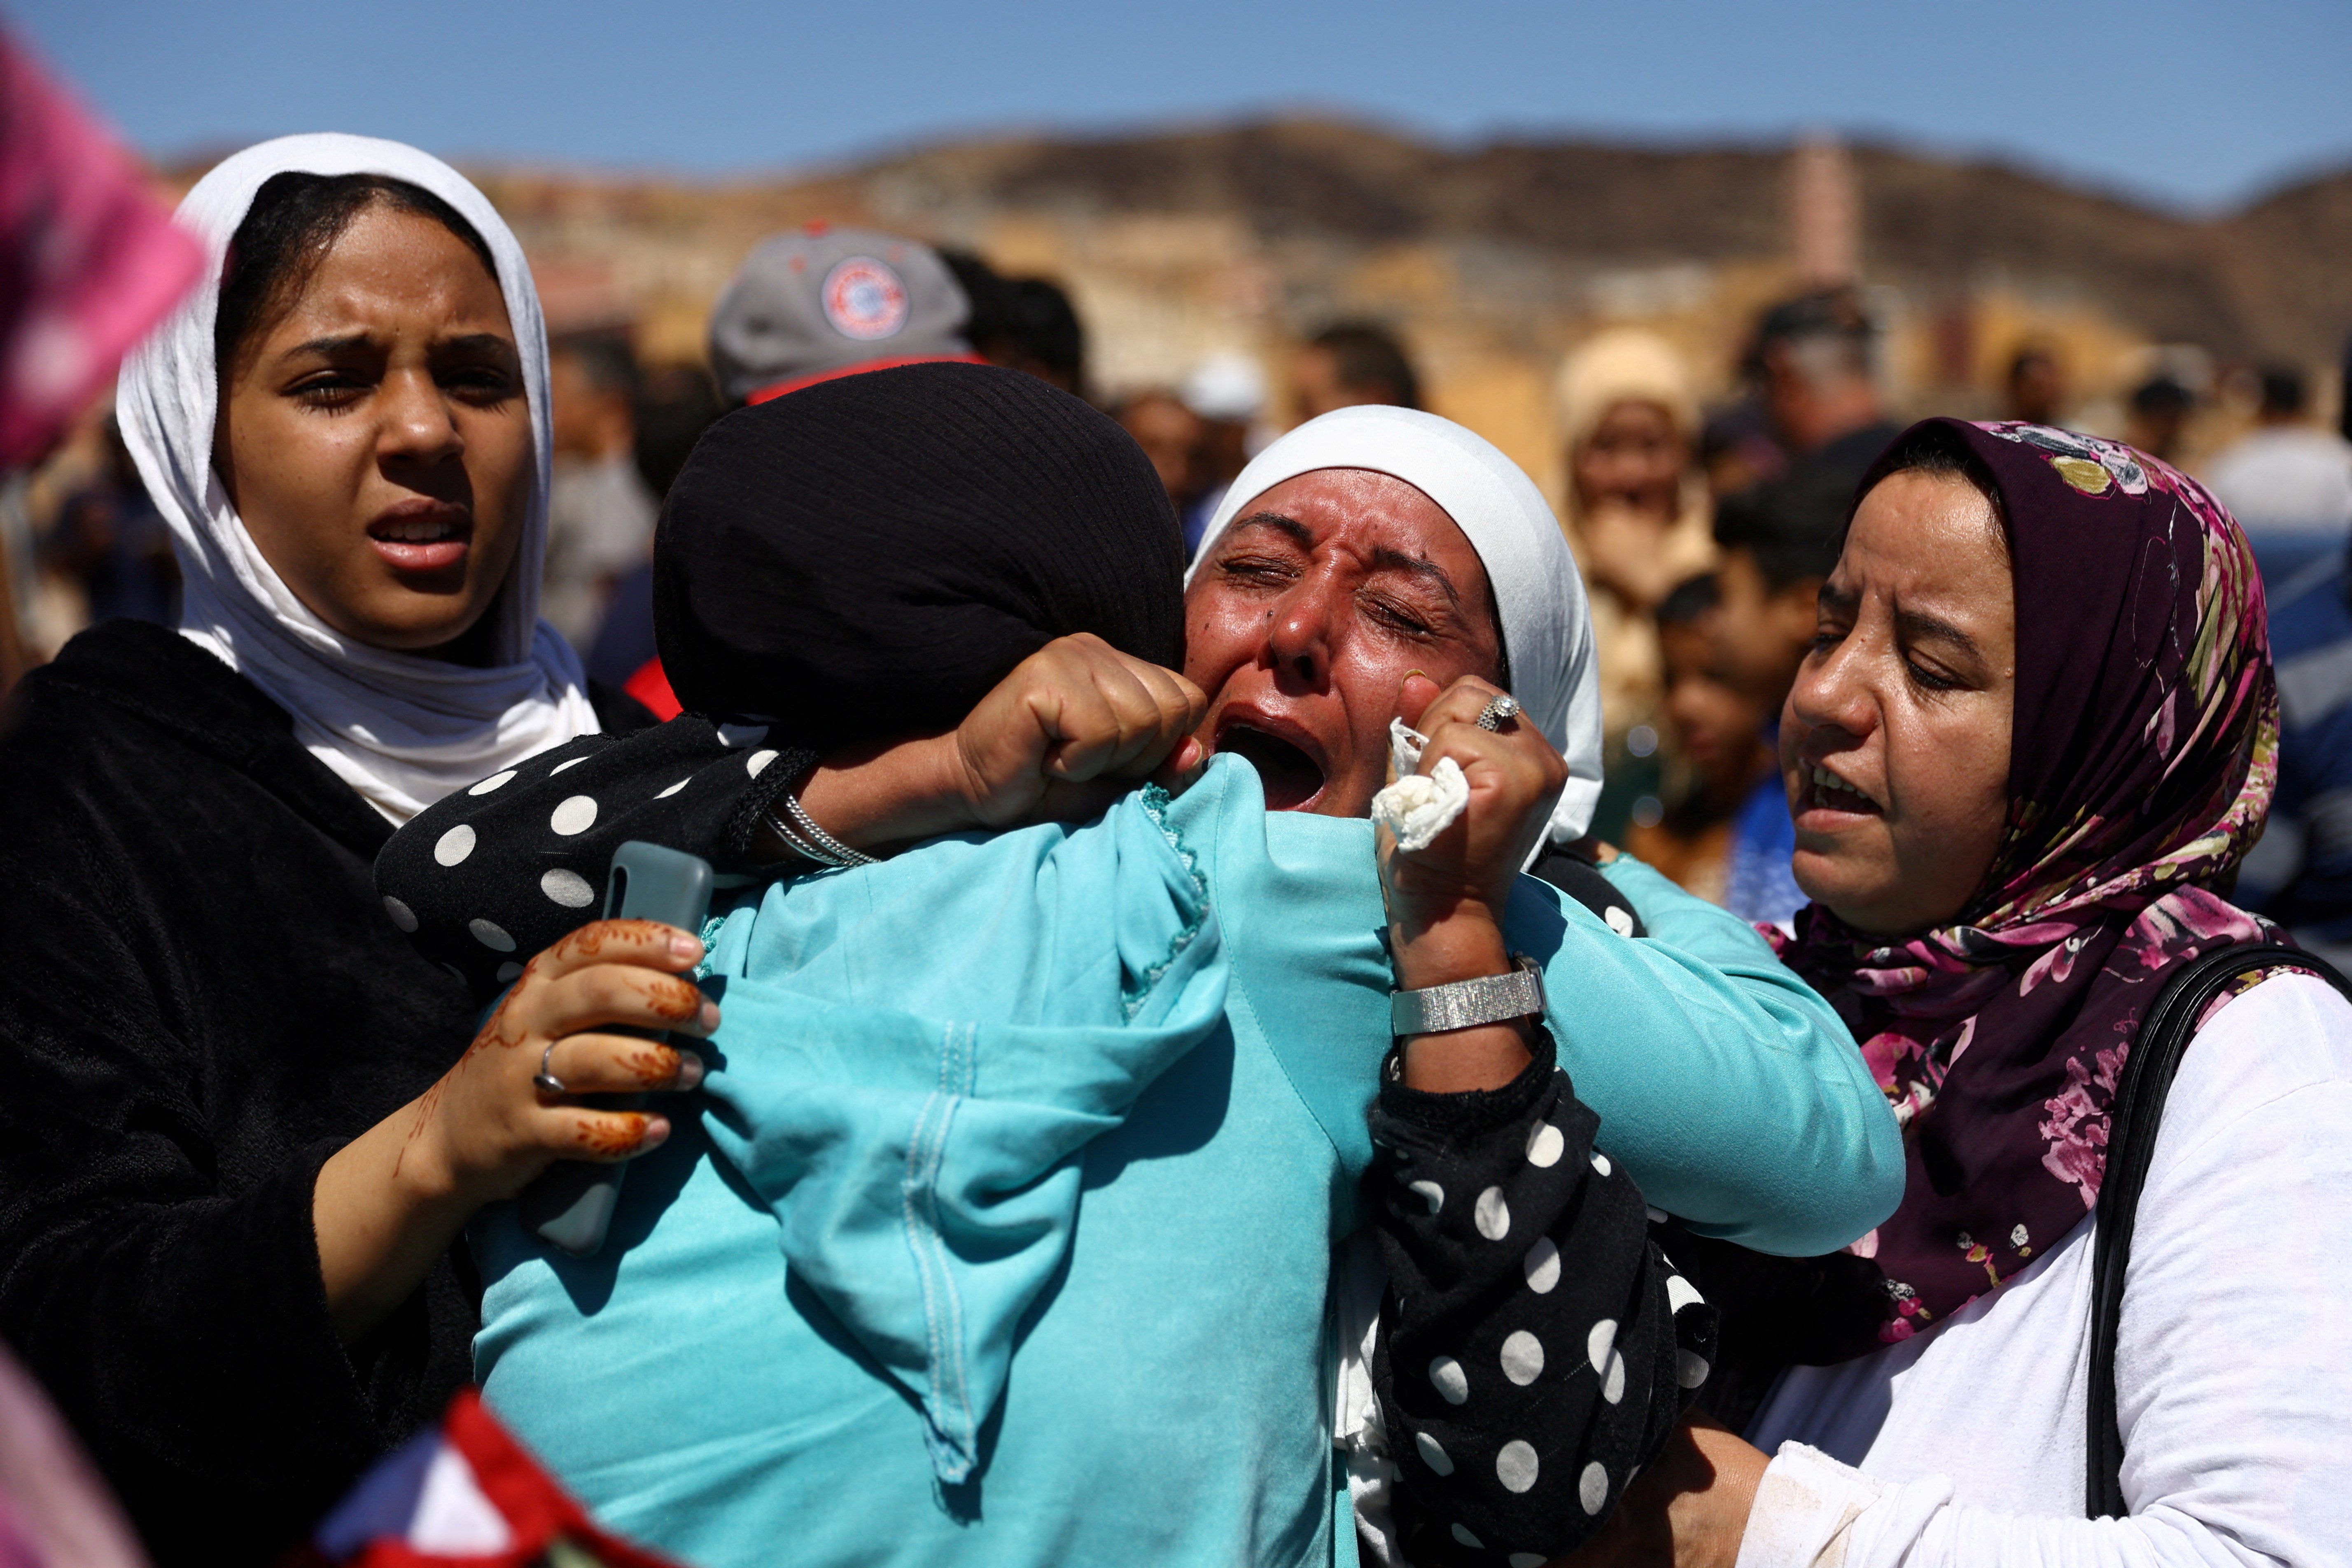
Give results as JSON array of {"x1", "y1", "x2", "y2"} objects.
[{"x1": 1772, "y1": 418, "x2": 2278, "y2": 1349}]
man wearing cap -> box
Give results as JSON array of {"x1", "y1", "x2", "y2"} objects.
[
  {"x1": 708, "y1": 223, "x2": 985, "y2": 407},
  {"x1": 613, "y1": 226, "x2": 986, "y2": 713}
]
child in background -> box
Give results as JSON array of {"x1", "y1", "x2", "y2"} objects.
[
  {"x1": 1702, "y1": 485, "x2": 1845, "y2": 923},
  {"x1": 1627, "y1": 574, "x2": 1778, "y2": 908}
]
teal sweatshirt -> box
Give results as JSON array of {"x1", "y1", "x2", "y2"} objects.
[{"x1": 471, "y1": 757, "x2": 1897, "y2": 1568}]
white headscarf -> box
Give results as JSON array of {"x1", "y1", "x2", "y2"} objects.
[
  {"x1": 1187, "y1": 405, "x2": 1605, "y2": 843},
  {"x1": 117, "y1": 133, "x2": 596, "y2": 824}
]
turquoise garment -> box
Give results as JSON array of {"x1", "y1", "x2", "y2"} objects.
[{"x1": 473, "y1": 757, "x2": 1896, "y2": 1568}]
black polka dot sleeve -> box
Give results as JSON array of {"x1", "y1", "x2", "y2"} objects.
[
  {"x1": 1369, "y1": 1031, "x2": 1717, "y2": 1566},
  {"x1": 372, "y1": 716, "x2": 816, "y2": 1005}
]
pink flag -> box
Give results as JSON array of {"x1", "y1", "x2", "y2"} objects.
[{"x1": 0, "y1": 32, "x2": 202, "y2": 467}]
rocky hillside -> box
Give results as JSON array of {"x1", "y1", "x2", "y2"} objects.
[
  {"x1": 840, "y1": 119, "x2": 2350, "y2": 362},
  {"x1": 267, "y1": 118, "x2": 2343, "y2": 481}
]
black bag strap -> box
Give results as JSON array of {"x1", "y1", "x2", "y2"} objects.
[{"x1": 2085, "y1": 941, "x2": 2352, "y2": 1518}]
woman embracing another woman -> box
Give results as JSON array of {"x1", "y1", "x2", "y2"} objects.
[{"x1": 0, "y1": 137, "x2": 709, "y2": 1566}]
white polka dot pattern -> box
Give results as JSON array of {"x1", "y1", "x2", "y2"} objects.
[
  {"x1": 549, "y1": 796, "x2": 598, "y2": 836},
  {"x1": 1451, "y1": 1524, "x2": 1483, "y2": 1549},
  {"x1": 1409, "y1": 1179, "x2": 1445, "y2": 1215},
  {"x1": 1500, "y1": 1330, "x2": 1544, "y2": 1385},
  {"x1": 1604, "y1": 905, "x2": 1635, "y2": 937},
  {"x1": 745, "y1": 749, "x2": 778, "y2": 778},
  {"x1": 1523, "y1": 1237, "x2": 1560, "y2": 1294},
  {"x1": 1430, "y1": 1355, "x2": 1469, "y2": 1405},
  {"x1": 433, "y1": 824, "x2": 476, "y2": 866},
  {"x1": 1590, "y1": 1150, "x2": 1612, "y2": 1177},
  {"x1": 495, "y1": 962, "x2": 523, "y2": 984},
  {"x1": 1496, "y1": 1440, "x2": 1539, "y2": 1493},
  {"x1": 551, "y1": 756, "x2": 588, "y2": 775},
  {"x1": 1525, "y1": 1121, "x2": 1564, "y2": 1167},
  {"x1": 467, "y1": 770, "x2": 516, "y2": 796},
  {"x1": 1666, "y1": 1274, "x2": 1703, "y2": 1315},
  {"x1": 1578, "y1": 1460, "x2": 1609, "y2": 1514},
  {"x1": 541, "y1": 868, "x2": 596, "y2": 908},
  {"x1": 1678, "y1": 1349, "x2": 1711, "y2": 1389},
  {"x1": 382, "y1": 896, "x2": 418, "y2": 933},
  {"x1": 1587, "y1": 1318, "x2": 1617, "y2": 1373},
  {"x1": 468, "y1": 918, "x2": 515, "y2": 953},
  {"x1": 1511, "y1": 1556, "x2": 1547, "y2": 1568},
  {"x1": 1415, "y1": 1430, "x2": 1454, "y2": 1476},
  {"x1": 656, "y1": 778, "x2": 690, "y2": 798},
  {"x1": 1600, "y1": 1345, "x2": 1626, "y2": 1404},
  {"x1": 1474, "y1": 1186, "x2": 1510, "y2": 1240}
]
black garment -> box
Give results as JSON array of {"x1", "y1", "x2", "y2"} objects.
[
  {"x1": 584, "y1": 558, "x2": 658, "y2": 689},
  {"x1": 374, "y1": 720, "x2": 1700, "y2": 1562},
  {"x1": 1370, "y1": 1032, "x2": 1716, "y2": 1565},
  {"x1": 1761, "y1": 420, "x2": 1904, "y2": 543},
  {"x1": 656, "y1": 360, "x2": 1183, "y2": 739},
  {"x1": 378, "y1": 719, "x2": 816, "y2": 1005},
  {"x1": 0, "y1": 620, "x2": 644, "y2": 1568},
  {"x1": 377, "y1": 724, "x2": 1656, "y2": 1009},
  {"x1": 1528, "y1": 838, "x2": 1645, "y2": 939}
]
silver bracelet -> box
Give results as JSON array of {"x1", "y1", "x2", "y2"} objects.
[
  {"x1": 765, "y1": 791, "x2": 877, "y2": 869},
  {"x1": 1390, "y1": 954, "x2": 1546, "y2": 1036}
]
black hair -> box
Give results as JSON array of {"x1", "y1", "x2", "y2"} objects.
[
  {"x1": 553, "y1": 331, "x2": 640, "y2": 400},
  {"x1": 1307, "y1": 321, "x2": 1421, "y2": 411},
  {"x1": 935, "y1": 246, "x2": 1009, "y2": 342},
  {"x1": 935, "y1": 252, "x2": 1086, "y2": 390},
  {"x1": 1713, "y1": 480, "x2": 1848, "y2": 592},
  {"x1": 1654, "y1": 572, "x2": 1721, "y2": 630},
  {"x1": 2007, "y1": 345, "x2": 2057, "y2": 385},
  {"x1": 2130, "y1": 376, "x2": 2193, "y2": 416},
  {"x1": 2258, "y1": 365, "x2": 2307, "y2": 419},
  {"x1": 632, "y1": 362, "x2": 724, "y2": 500},
  {"x1": 1863, "y1": 421, "x2": 2011, "y2": 559},
  {"x1": 1749, "y1": 287, "x2": 1875, "y2": 386},
  {"x1": 999, "y1": 278, "x2": 1085, "y2": 386},
  {"x1": 214, "y1": 172, "x2": 498, "y2": 379}
]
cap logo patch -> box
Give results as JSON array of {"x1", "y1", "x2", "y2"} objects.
[{"x1": 821, "y1": 257, "x2": 910, "y2": 341}]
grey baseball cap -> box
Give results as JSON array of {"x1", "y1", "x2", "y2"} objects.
[{"x1": 707, "y1": 224, "x2": 977, "y2": 404}]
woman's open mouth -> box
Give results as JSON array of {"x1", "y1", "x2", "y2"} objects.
[
  {"x1": 1795, "y1": 762, "x2": 1880, "y2": 822},
  {"x1": 1216, "y1": 721, "x2": 1328, "y2": 812},
  {"x1": 368, "y1": 505, "x2": 472, "y2": 573}
]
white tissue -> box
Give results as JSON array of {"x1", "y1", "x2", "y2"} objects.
[{"x1": 1371, "y1": 718, "x2": 1470, "y2": 851}]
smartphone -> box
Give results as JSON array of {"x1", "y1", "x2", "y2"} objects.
[{"x1": 518, "y1": 842, "x2": 714, "y2": 1257}]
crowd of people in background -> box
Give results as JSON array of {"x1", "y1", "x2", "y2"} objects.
[
  {"x1": 16, "y1": 217, "x2": 2352, "y2": 936},
  {"x1": 10, "y1": 24, "x2": 2352, "y2": 1568}
]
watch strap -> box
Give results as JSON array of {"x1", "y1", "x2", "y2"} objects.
[{"x1": 1390, "y1": 954, "x2": 1546, "y2": 1036}]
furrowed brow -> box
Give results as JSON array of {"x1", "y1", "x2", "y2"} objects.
[
  {"x1": 1368, "y1": 546, "x2": 1464, "y2": 610},
  {"x1": 1818, "y1": 581, "x2": 1860, "y2": 618},
  {"x1": 284, "y1": 332, "x2": 377, "y2": 358},
  {"x1": 1223, "y1": 512, "x2": 1315, "y2": 551},
  {"x1": 1894, "y1": 607, "x2": 1985, "y2": 660}
]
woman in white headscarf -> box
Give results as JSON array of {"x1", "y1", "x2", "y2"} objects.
[
  {"x1": 0, "y1": 136, "x2": 707, "y2": 1566},
  {"x1": 1185, "y1": 405, "x2": 1604, "y2": 835}
]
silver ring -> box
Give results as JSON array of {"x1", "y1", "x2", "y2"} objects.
[
  {"x1": 533, "y1": 1042, "x2": 568, "y2": 1097},
  {"x1": 1475, "y1": 693, "x2": 1522, "y2": 731}
]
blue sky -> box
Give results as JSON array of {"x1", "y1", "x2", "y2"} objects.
[{"x1": 14, "y1": 0, "x2": 2351, "y2": 212}]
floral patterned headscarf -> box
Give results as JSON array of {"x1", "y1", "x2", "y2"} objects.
[{"x1": 1772, "y1": 418, "x2": 2277, "y2": 1350}]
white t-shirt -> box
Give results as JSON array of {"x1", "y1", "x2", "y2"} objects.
[
  {"x1": 1738, "y1": 971, "x2": 2352, "y2": 1566},
  {"x1": 2206, "y1": 427, "x2": 2352, "y2": 537}
]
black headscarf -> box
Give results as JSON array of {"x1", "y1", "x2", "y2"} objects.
[{"x1": 653, "y1": 362, "x2": 1184, "y2": 744}]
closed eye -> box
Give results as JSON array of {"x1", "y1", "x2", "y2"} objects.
[{"x1": 1360, "y1": 592, "x2": 1434, "y2": 638}]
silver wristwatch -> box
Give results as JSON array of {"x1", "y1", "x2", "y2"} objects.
[{"x1": 1389, "y1": 954, "x2": 1547, "y2": 1036}]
